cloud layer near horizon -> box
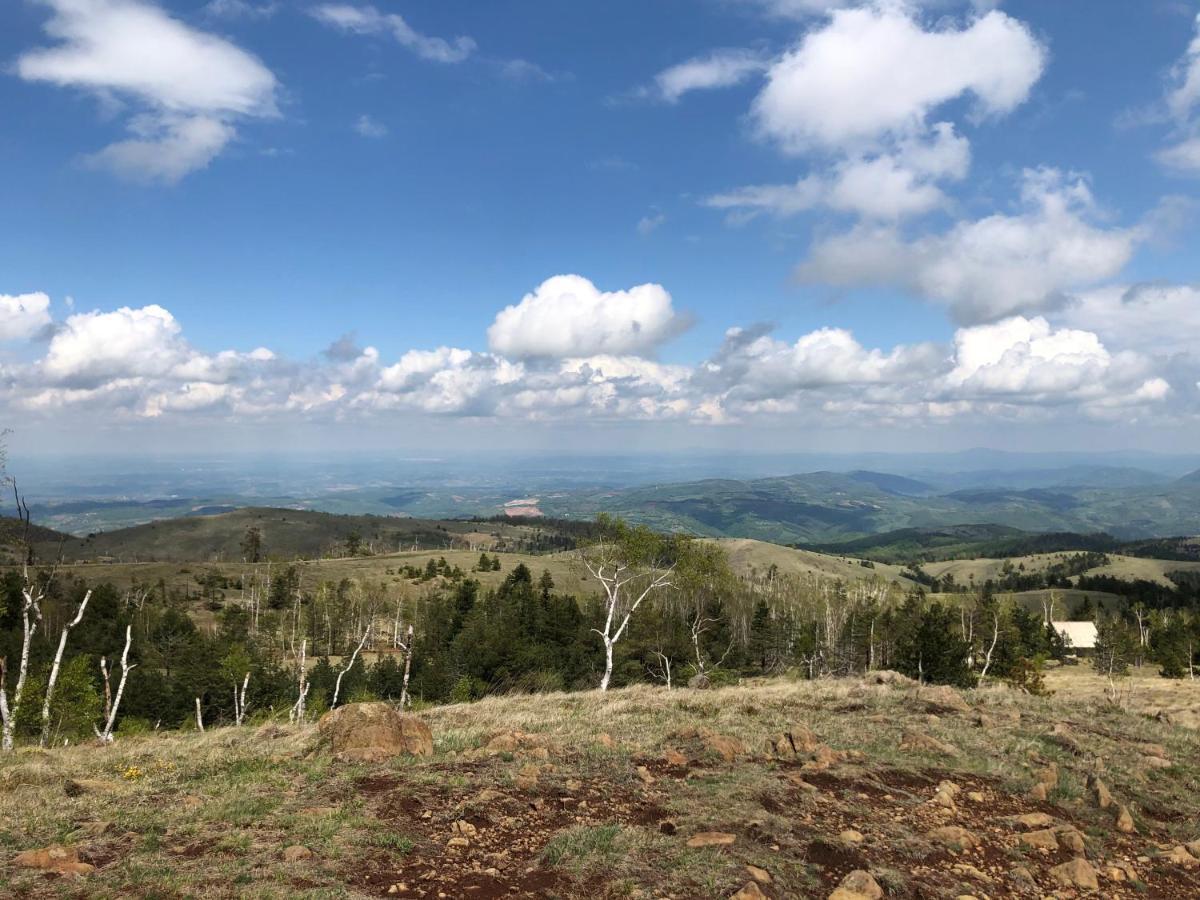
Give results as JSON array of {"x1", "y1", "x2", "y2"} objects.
[{"x1": 0, "y1": 274, "x2": 1186, "y2": 430}]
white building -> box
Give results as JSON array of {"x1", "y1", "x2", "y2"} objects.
[{"x1": 1053, "y1": 621, "x2": 1098, "y2": 655}]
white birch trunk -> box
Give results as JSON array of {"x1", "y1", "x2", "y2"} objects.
[
  {"x1": 94, "y1": 626, "x2": 134, "y2": 744},
  {"x1": 40, "y1": 590, "x2": 92, "y2": 747}
]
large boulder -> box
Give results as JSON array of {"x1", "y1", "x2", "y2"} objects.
[{"x1": 318, "y1": 702, "x2": 433, "y2": 763}]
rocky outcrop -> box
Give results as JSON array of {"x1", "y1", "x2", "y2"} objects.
[{"x1": 318, "y1": 702, "x2": 433, "y2": 763}]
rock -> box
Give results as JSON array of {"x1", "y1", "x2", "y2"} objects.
[
  {"x1": 282, "y1": 845, "x2": 313, "y2": 862},
  {"x1": 966, "y1": 791, "x2": 984, "y2": 803},
  {"x1": 703, "y1": 732, "x2": 748, "y2": 762},
  {"x1": 12, "y1": 845, "x2": 94, "y2": 877},
  {"x1": 1088, "y1": 775, "x2": 1113, "y2": 809},
  {"x1": 515, "y1": 763, "x2": 541, "y2": 790},
  {"x1": 746, "y1": 864, "x2": 772, "y2": 884},
  {"x1": 687, "y1": 673, "x2": 711, "y2": 690},
  {"x1": 1114, "y1": 805, "x2": 1136, "y2": 834},
  {"x1": 1008, "y1": 866, "x2": 1035, "y2": 885},
  {"x1": 921, "y1": 685, "x2": 971, "y2": 714},
  {"x1": 1162, "y1": 845, "x2": 1198, "y2": 865},
  {"x1": 686, "y1": 831, "x2": 737, "y2": 848},
  {"x1": 828, "y1": 870, "x2": 883, "y2": 900},
  {"x1": 951, "y1": 863, "x2": 992, "y2": 883},
  {"x1": 765, "y1": 726, "x2": 821, "y2": 758},
  {"x1": 1050, "y1": 858, "x2": 1099, "y2": 891},
  {"x1": 447, "y1": 836, "x2": 470, "y2": 849},
  {"x1": 730, "y1": 882, "x2": 767, "y2": 900},
  {"x1": 452, "y1": 820, "x2": 477, "y2": 837},
  {"x1": 1055, "y1": 826, "x2": 1086, "y2": 855},
  {"x1": 318, "y1": 702, "x2": 433, "y2": 762},
  {"x1": 663, "y1": 748, "x2": 688, "y2": 767},
  {"x1": 1019, "y1": 829, "x2": 1059, "y2": 851},
  {"x1": 1048, "y1": 723, "x2": 1082, "y2": 754},
  {"x1": 1105, "y1": 865, "x2": 1126, "y2": 882},
  {"x1": 487, "y1": 733, "x2": 520, "y2": 752},
  {"x1": 900, "y1": 730, "x2": 959, "y2": 757},
  {"x1": 839, "y1": 829, "x2": 864, "y2": 844},
  {"x1": 1012, "y1": 812, "x2": 1056, "y2": 829},
  {"x1": 927, "y1": 826, "x2": 979, "y2": 851}
]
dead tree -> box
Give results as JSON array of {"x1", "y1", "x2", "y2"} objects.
[
  {"x1": 977, "y1": 610, "x2": 1001, "y2": 685},
  {"x1": 194, "y1": 697, "x2": 205, "y2": 733},
  {"x1": 94, "y1": 626, "x2": 135, "y2": 744},
  {"x1": 331, "y1": 625, "x2": 371, "y2": 709},
  {"x1": 233, "y1": 672, "x2": 250, "y2": 726},
  {"x1": 1, "y1": 485, "x2": 45, "y2": 752},
  {"x1": 647, "y1": 649, "x2": 673, "y2": 690},
  {"x1": 580, "y1": 521, "x2": 680, "y2": 692},
  {"x1": 290, "y1": 639, "x2": 309, "y2": 724},
  {"x1": 39, "y1": 589, "x2": 92, "y2": 748},
  {"x1": 397, "y1": 623, "x2": 414, "y2": 708}
]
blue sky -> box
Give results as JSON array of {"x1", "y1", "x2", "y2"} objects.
[{"x1": 2, "y1": 0, "x2": 1200, "y2": 455}]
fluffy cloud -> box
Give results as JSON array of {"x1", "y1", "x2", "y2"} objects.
[
  {"x1": 945, "y1": 316, "x2": 1167, "y2": 408},
  {"x1": 1058, "y1": 284, "x2": 1200, "y2": 355},
  {"x1": 310, "y1": 5, "x2": 475, "y2": 64},
  {"x1": 1157, "y1": 15, "x2": 1200, "y2": 173},
  {"x1": 797, "y1": 169, "x2": 1139, "y2": 323},
  {"x1": 648, "y1": 49, "x2": 769, "y2": 103},
  {"x1": 18, "y1": 0, "x2": 278, "y2": 183},
  {"x1": 751, "y1": 4, "x2": 1045, "y2": 153},
  {"x1": 487, "y1": 275, "x2": 685, "y2": 359},
  {"x1": 0, "y1": 293, "x2": 53, "y2": 342},
  {"x1": 708, "y1": 122, "x2": 968, "y2": 220},
  {"x1": 0, "y1": 280, "x2": 1183, "y2": 429}
]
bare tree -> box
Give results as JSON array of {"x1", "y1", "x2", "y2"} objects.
[
  {"x1": 977, "y1": 610, "x2": 1001, "y2": 685},
  {"x1": 647, "y1": 649, "x2": 673, "y2": 690},
  {"x1": 289, "y1": 639, "x2": 309, "y2": 724},
  {"x1": 1, "y1": 482, "x2": 45, "y2": 752},
  {"x1": 331, "y1": 625, "x2": 371, "y2": 709},
  {"x1": 579, "y1": 518, "x2": 681, "y2": 692},
  {"x1": 194, "y1": 697, "x2": 205, "y2": 733},
  {"x1": 39, "y1": 590, "x2": 92, "y2": 747},
  {"x1": 94, "y1": 626, "x2": 135, "y2": 744},
  {"x1": 233, "y1": 672, "x2": 250, "y2": 726},
  {"x1": 396, "y1": 623, "x2": 415, "y2": 708}
]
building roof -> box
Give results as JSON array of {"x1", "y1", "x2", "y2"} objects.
[{"x1": 1053, "y1": 620, "x2": 1098, "y2": 650}]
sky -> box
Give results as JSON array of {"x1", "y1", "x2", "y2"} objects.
[{"x1": 2, "y1": 0, "x2": 1200, "y2": 458}]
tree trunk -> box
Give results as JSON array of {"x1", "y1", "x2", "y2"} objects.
[
  {"x1": 600, "y1": 640, "x2": 614, "y2": 692},
  {"x1": 40, "y1": 591, "x2": 92, "y2": 747}
]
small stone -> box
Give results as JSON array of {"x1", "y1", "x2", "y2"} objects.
[
  {"x1": 453, "y1": 820, "x2": 477, "y2": 837},
  {"x1": 1163, "y1": 845, "x2": 1198, "y2": 865},
  {"x1": 828, "y1": 869, "x2": 883, "y2": 900},
  {"x1": 1050, "y1": 857, "x2": 1099, "y2": 891},
  {"x1": 687, "y1": 831, "x2": 736, "y2": 848},
  {"x1": 746, "y1": 864, "x2": 772, "y2": 884},
  {"x1": 927, "y1": 826, "x2": 979, "y2": 851},
  {"x1": 1012, "y1": 812, "x2": 1056, "y2": 829},
  {"x1": 966, "y1": 791, "x2": 985, "y2": 803},
  {"x1": 1115, "y1": 805, "x2": 1136, "y2": 834},
  {"x1": 1019, "y1": 829, "x2": 1059, "y2": 851},
  {"x1": 447, "y1": 836, "x2": 470, "y2": 849}
]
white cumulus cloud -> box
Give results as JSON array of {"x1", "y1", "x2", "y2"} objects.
[
  {"x1": 797, "y1": 169, "x2": 1139, "y2": 323},
  {"x1": 487, "y1": 275, "x2": 685, "y2": 359},
  {"x1": 750, "y1": 4, "x2": 1045, "y2": 154},
  {"x1": 18, "y1": 0, "x2": 279, "y2": 183},
  {"x1": 0, "y1": 293, "x2": 54, "y2": 342}
]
